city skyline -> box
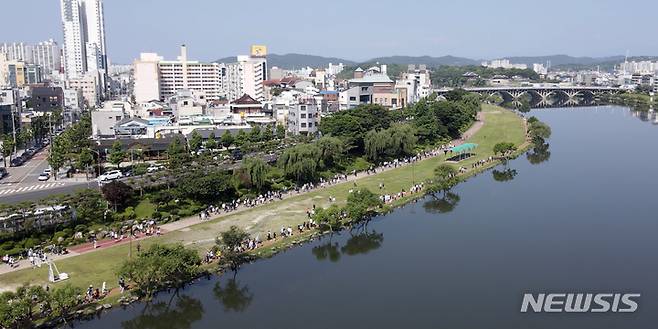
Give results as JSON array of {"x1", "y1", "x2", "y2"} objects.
[{"x1": 1, "y1": 0, "x2": 658, "y2": 64}]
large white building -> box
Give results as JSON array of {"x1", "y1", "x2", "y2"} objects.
[
  {"x1": 220, "y1": 55, "x2": 267, "y2": 102},
  {"x1": 60, "y1": 0, "x2": 107, "y2": 95},
  {"x1": 481, "y1": 59, "x2": 528, "y2": 70},
  {"x1": 133, "y1": 46, "x2": 224, "y2": 102}
]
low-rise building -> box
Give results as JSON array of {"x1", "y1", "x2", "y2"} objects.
[
  {"x1": 287, "y1": 96, "x2": 319, "y2": 135},
  {"x1": 31, "y1": 86, "x2": 64, "y2": 112}
]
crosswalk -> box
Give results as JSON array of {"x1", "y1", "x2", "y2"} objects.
[{"x1": 0, "y1": 183, "x2": 66, "y2": 196}]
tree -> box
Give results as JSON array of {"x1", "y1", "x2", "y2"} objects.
[
  {"x1": 175, "y1": 169, "x2": 237, "y2": 203},
  {"x1": 50, "y1": 284, "x2": 82, "y2": 324},
  {"x1": 427, "y1": 164, "x2": 458, "y2": 196},
  {"x1": 345, "y1": 188, "x2": 382, "y2": 222},
  {"x1": 261, "y1": 125, "x2": 274, "y2": 142},
  {"x1": 220, "y1": 130, "x2": 234, "y2": 149},
  {"x1": 316, "y1": 136, "x2": 344, "y2": 169},
  {"x1": 216, "y1": 226, "x2": 250, "y2": 271},
  {"x1": 233, "y1": 130, "x2": 247, "y2": 147},
  {"x1": 1, "y1": 135, "x2": 15, "y2": 167},
  {"x1": 243, "y1": 157, "x2": 269, "y2": 192},
  {"x1": 117, "y1": 244, "x2": 201, "y2": 298},
  {"x1": 248, "y1": 126, "x2": 261, "y2": 143},
  {"x1": 108, "y1": 140, "x2": 126, "y2": 169},
  {"x1": 314, "y1": 205, "x2": 344, "y2": 232},
  {"x1": 101, "y1": 180, "x2": 134, "y2": 211},
  {"x1": 0, "y1": 291, "x2": 31, "y2": 329},
  {"x1": 529, "y1": 121, "x2": 552, "y2": 145},
  {"x1": 205, "y1": 132, "x2": 218, "y2": 150},
  {"x1": 493, "y1": 142, "x2": 517, "y2": 158},
  {"x1": 48, "y1": 136, "x2": 69, "y2": 180},
  {"x1": 275, "y1": 124, "x2": 286, "y2": 140},
  {"x1": 77, "y1": 148, "x2": 94, "y2": 179},
  {"x1": 278, "y1": 143, "x2": 320, "y2": 183},
  {"x1": 188, "y1": 130, "x2": 203, "y2": 152},
  {"x1": 167, "y1": 137, "x2": 189, "y2": 169}
]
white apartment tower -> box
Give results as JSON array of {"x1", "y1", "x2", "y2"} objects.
[
  {"x1": 221, "y1": 55, "x2": 267, "y2": 102},
  {"x1": 60, "y1": 0, "x2": 107, "y2": 96},
  {"x1": 61, "y1": 0, "x2": 86, "y2": 78}
]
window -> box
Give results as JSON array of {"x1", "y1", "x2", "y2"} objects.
[
  {"x1": 349, "y1": 96, "x2": 356, "y2": 101},
  {"x1": 301, "y1": 114, "x2": 306, "y2": 119},
  {"x1": 301, "y1": 123, "x2": 306, "y2": 128}
]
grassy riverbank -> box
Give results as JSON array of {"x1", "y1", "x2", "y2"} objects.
[
  {"x1": 0, "y1": 104, "x2": 527, "y2": 293},
  {"x1": 601, "y1": 92, "x2": 657, "y2": 109}
]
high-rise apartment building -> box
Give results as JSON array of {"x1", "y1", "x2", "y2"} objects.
[
  {"x1": 60, "y1": 0, "x2": 107, "y2": 96},
  {"x1": 220, "y1": 46, "x2": 268, "y2": 102},
  {"x1": 32, "y1": 40, "x2": 62, "y2": 76},
  {"x1": 0, "y1": 40, "x2": 61, "y2": 78}
]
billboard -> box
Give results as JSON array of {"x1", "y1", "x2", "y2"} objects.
[{"x1": 251, "y1": 45, "x2": 267, "y2": 57}]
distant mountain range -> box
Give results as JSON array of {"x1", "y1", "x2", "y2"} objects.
[
  {"x1": 215, "y1": 53, "x2": 648, "y2": 70},
  {"x1": 215, "y1": 53, "x2": 357, "y2": 69}
]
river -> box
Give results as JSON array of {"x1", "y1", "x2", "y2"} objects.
[{"x1": 69, "y1": 105, "x2": 658, "y2": 329}]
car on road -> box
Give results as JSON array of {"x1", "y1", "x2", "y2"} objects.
[
  {"x1": 98, "y1": 170, "x2": 123, "y2": 182},
  {"x1": 147, "y1": 165, "x2": 165, "y2": 173},
  {"x1": 38, "y1": 172, "x2": 50, "y2": 181}
]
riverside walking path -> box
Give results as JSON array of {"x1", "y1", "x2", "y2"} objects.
[{"x1": 0, "y1": 105, "x2": 527, "y2": 291}]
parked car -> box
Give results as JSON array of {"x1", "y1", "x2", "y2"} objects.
[
  {"x1": 98, "y1": 170, "x2": 123, "y2": 182},
  {"x1": 38, "y1": 172, "x2": 50, "y2": 181},
  {"x1": 0, "y1": 168, "x2": 7, "y2": 179},
  {"x1": 10, "y1": 157, "x2": 24, "y2": 167},
  {"x1": 147, "y1": 165, "x2": 165, "y2": 173}
]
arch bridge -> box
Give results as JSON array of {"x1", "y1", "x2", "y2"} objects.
[{"x1": 434, "y1": 86, "x2": 621, "y2": 102}]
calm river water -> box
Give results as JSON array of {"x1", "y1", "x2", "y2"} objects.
[{"x1": 70, "y1": 106, "x2": 658, "y2": 329}]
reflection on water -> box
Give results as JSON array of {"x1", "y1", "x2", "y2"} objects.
[
  {"x1": 492, "y1": 168, "x2": 518, "y2": 182},
  {"x1": 631, "y1": 110, "x2": 658, "y2": 125},
  {"x1": 422, "y1": 191, "x2": 461, "y2": 214},
  {"x1": 312, "y1": 241, "x2": 341, "y2": 262},
  {"x1": 312, "y1": 229, "x2": 385, "y2": 261},
  {"x1": 121, "y1": 294, "x2": 203, "y2": 329},
  {"x1": 213, "y1": 278, "x2": 254, "y2": 313},
  {"x1": 527, "y1": 142, "x2": 551, "y2": 165},
  {"x1": 341, "y1": 230, "x2": 384, "y2": 256}
]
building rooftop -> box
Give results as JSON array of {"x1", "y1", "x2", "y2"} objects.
[{"x1": 348, "y1": 74, "x2": 394, "y2": 84}]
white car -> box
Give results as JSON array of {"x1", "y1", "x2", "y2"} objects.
[
  {"x1": 147, "y1": 165, "x2": 164, "y2": 173},
  {"x1": 38, "y1": 173, "x2": 50, "y2": 181},
  {"x1": 98, "y1": 170, "x2": 123, "y2": 182}
]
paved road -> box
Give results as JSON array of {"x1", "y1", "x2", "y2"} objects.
[
  {"x1": 0, "y1": 147, "x2": 101, "y2": 204},
  {"x1": 0, "y1": 148, "x2": 50, "y2": 185},
  {"x1": 0, "y1": 181, "x2": 98, "y2": 204}
]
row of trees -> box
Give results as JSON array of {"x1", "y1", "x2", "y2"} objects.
[
  {"x1": 47, "y1": 113, "x2": 93, "y2": 179},
  {"x1": 186, "y1": 124, "x2": 287, "y2": 153}
]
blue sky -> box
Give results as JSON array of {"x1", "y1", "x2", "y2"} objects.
[{"x1": 1, "y1": 0, "x2": 656, "y2": 64}]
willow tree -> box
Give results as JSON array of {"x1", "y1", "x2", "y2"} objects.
[
  {"x1": 244, "y1": 157, "x2": 269, "y2": 192},
  {"x1": 278, "y1": 143, "x2": 320, "y2": 183}
]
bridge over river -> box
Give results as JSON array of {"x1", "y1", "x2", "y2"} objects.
[{"x1": 434, "y1": 86, "x2": 621, "y2": 102}]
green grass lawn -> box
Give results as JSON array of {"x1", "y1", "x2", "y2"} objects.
[
  {"x1": 0, "y1": 105, "x2": 526, "y2": 292},
  {"x1": 134, "y1": 199, "x2": 156, "y2": 218}
]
